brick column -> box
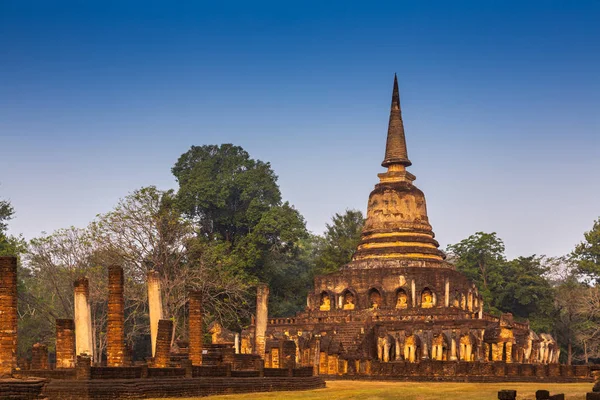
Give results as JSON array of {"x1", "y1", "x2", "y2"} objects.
[
  {"x1": 74, "y1": 278, "x2": 93, "y2": 357},
  {"x1": 107, "y1": 265, "x2": 125, "y2": 366},
  {"x1": 153, "y1": 319, "x2": 172, "y2": 368},
  {"x1": 31, "y1": 343, "x2": 48, "y2": 370},
  {"x1": 75, "y1": 355, "x2": 91, "y2": 380},
  {"x1": 255, "y1": 284, "x2": 269, "y2": 358},
  {"x1": 0, "y1": 256, "x2": 18, "y2": 376},
  {"x1": 147, "y1": 270, "x2": 163, "y2": 357},
  {"x1": 188, "y1": 291, "x2": 203, "y2": 365},
  {"x1": 56, "y1": 319, "x2": 75, "y2": 368}
]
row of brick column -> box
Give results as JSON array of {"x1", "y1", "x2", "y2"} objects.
[{"x1": 0, "y1": 256, "x2": 222, "y2": 370}]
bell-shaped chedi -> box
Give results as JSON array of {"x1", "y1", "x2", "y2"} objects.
[{"x1": 352, "y1": 75, "x2": 445, "y2": 263}]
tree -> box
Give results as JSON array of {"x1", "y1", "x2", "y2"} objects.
[
  {"x1": 22, "y1": 227, "x2": 109, "y2": 360},
  {"x1": 91, "y1": 186, "x2": 252, "y2": 338},
  {"x1": 446, "y1": 232, "x2": 506, "y2": 312},
  {"x1": 495, "y1": 255, "x2": 555, "y2": 332},
  {"x1": 172, "y1": 144, "x2": 281, "y2": 245},
  {"x1": 572, "y1": 217, "x2": 600, "y2": 283},
  {"x1": 0, "y1": 196, "x2": 14, "y2": 233},
  {"x1": 314, "y1": 209, "x2": 365, "y2": 274},
  {"x1": 0, "y1": 195, "x2": 26, "y2": 257},
  {"x1": 172, "y1": 144, "x2": 310, "y2": 318}
]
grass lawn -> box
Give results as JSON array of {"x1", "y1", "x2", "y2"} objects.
[{"x1": 154, "y1": 380, "x2": 592, "y2": 400}]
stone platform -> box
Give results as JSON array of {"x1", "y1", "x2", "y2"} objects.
[{"x1": 4, "y1": 366, "x2": 324, "y2": 400}]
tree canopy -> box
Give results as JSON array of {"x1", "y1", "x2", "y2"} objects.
[
  {"x1": 314, "y1": 209, "x2": 365, "y2": 274},
  {"x1": 572, "y1": 217, "x2": 600, "y2": 283}
]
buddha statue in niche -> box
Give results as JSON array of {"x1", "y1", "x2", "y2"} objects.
[
  {"x1": 319, "y1": 293, "x2": 331, "y2": 311},
  {"x1": 421, "y1": 289, "x2": 434, "y2": 308},
  {"x1": 396, "y1": 290, "x2": 408, "y2": 309},
  {"x1": 343, "y1": 292, "x2": 355, "y2": 310},
  {"x1": 369, "y1": 291, "x2": 382, "y2": 309}
]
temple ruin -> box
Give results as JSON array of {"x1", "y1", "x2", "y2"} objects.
[
  {"x1": 242, "y1": 75, "x2": 568, "y2": 379},
  {"x1": 0, "y1": 77, "x2": 595, "y2": 399}
]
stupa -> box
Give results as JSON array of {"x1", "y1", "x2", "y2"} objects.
[{"x1": 242, "y1": 76, "x2": 561, "y2": 377}]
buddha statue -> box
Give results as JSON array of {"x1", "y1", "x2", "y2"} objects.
[
  {"x1": 396, "y1": 291, "x2": 408, "y2": 309},
  {"x1": 343, "y1": 292, "x2": 355, "y2": 310},
  {"x1": 421, "y1": 289, "x2": 434, "y2": 308},
  {"x1": 319, "y1": 294, "x2": 331, "y2": 311},
  {"x1": 370, "y1": 291, "x2": 382, "y2": 309}
]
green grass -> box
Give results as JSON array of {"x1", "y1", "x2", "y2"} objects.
[{"x1": 153, "y1": 380, "x2": 592, "y2": 400}]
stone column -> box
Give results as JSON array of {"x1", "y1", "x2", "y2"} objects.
[
  {"x1": 56, "y1": 319, "x2": 75, "y2": 368},
  {"x1": 411, "y1": 280, "x2": 416, "y2": 307},
  {"x1": 188, "y1": 291, "x2": 203, "y2": 365},
  {"x1": 0, "y1": 256, "x2": 18, "y2": 376},
  {"x1": 479, "y1": 298, "x2": 484, "y2": 319},
  {"x1": 153, "y1": 319, "x2": 173, "y2": 368},
  {"x1": 255, "y1": 284, "x2": 269, "y2": 358},
  {"x1": 147, "y1": 271, "x2": 163, "y2": 357},
  {"x1": 445, "y1": 278, "x2": 450, "y2": 307},
  {"x1": 107, "y1": 265, "x2": 125, "y2": 366},
  {"x1": 74, "y1": 278, "x2": 93, "y2": 357},
  {"x1": 313, "y1": 336, "x2": 321, "y2": 375},
  {"x1": 234, "y1": 333, "x2": 240, "y2": 354},
  {"x1": 450, "y1": 336, "x2": 458, "y2": 361},
  {"x1": 75, "y1": 355, "x2": 92, "y2": 380}
]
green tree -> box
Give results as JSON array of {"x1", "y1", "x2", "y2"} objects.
[
  {"x1": 496, "y1": 255, "x2": 555, "y2": 332},
  {"x1": 172, "y1": 144, "x2": 281, "y2": 244},
  {"x1": 0, "y1": 196, "x2": 14, "y2": 233},
  {"x1": 314, "y1": 209, "x2": 365, "y2": 274},
  {"x1": 172, "y1": 144, "x2": 310, "y2": 318},
  {"x1": 572, "y1": 217, "x2": 600, "y2": 283},
  {"x1": 446, "y1": 232, "x2": 506, "y2": 313},
  {"x1": 0, "y1": 196, "x2": 26, "y2": 256}
]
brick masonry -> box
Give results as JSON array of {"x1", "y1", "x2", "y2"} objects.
[
  {"x1": 153, "y1": 320, "x2": 172, "y2": 368},
  {"x1": 0, "y1": 256, "x2": 18, "y2": 377},
  {"x1": 188, "y1": 291, "x2": 203, "y2": 366},
  {"x1": 56, "y1": 319, "x2": 75, "y2": 369},
  {"x1": 106, "y1": 265, "x2": 125, "y2": 367}
]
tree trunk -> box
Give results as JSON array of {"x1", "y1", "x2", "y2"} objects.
[
  {"x1": 567, "y1": 340, "x2": 572, "y2": 365},
  {"x1": 584, "y1": 340, "x2": 589, "y2": 364}
]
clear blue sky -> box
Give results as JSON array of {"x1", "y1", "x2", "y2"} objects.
[{"x1": 1, "y1": 1, "x2": 599, "y2": 259}]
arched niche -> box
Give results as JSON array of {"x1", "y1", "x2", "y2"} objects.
[
  {"x1": 421, "y1": 287, "x2": 435, "y2": 308},
  {"x1": 460, "y1": 293, "x2": 467, "y2": 310},
  {"x1": 319, "y1": 291, "x2": 332, "y2": 311},
  {"x1": 368, "y1": 288, "x2": 383, "y2": 309},
  {"x1": 341, "y1": 289, "x2": 356, "y2": 310},
  {"x1": 395, "y1": 288, "x2": 408, "y2": 309},
  {"x1": 453, "y1": 292, "x2": 461, "y2": 308},
  {"x1": 431, "y1": 333, "x2": 449, "y2": 361},
  {"x1": 467, "y1": 291, "x2": 474, "y2": 311}
]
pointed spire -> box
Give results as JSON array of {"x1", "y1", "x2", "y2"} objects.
[{"x1": 382, "y1": 74, "x2": 412, "y2": 168}]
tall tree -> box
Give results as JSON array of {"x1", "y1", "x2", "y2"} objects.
[
  {"x1": 0, "y1": 196, "x2": 26, "y2": 256},
  {"x1": 0, "y1": 196, "x2": 14, "y2": 233},
  {"x1": 172, "y1": 144, "x2": 281, "y2": 244},
  {"x1": 172, "y1": 144, "x2": 310, "y2": 317},
  {"x1": 91, "y1": 186, "x2": 251, "y2": 336},
  {"x1": 572, "y1": 217, "x2": 600, "y2": 283},
  {"x1": 495, "y1": 255, "x2": 555, "y2": 332},
  {"x1": 314, "y1": 209, "x2": 365, "y2": 274},
  {"x1": 446, "y1": 232, "x2": 506, "y2": 312}
]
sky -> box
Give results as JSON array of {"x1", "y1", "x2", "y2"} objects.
[{"x1": 1, "y1": 1, "x2": 599, "y2": 259}]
